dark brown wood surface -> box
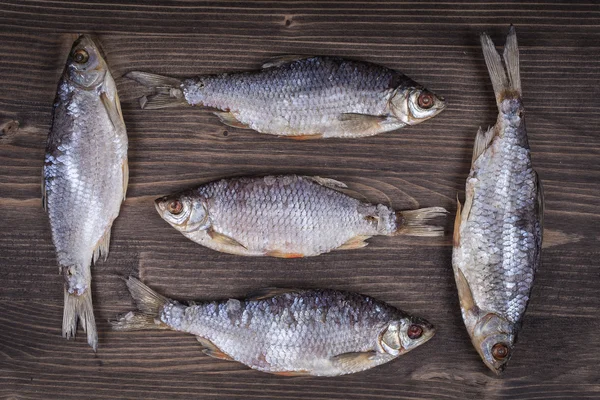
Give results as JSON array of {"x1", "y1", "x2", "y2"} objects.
[{"x1": 1, "y1": 1, "x2": 599, "y2": 399}]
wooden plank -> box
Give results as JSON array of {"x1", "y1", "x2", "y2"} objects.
[{"x1": 1, "y1": 1, "x2": 599, "y2": 398}]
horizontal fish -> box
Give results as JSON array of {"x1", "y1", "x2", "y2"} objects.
[
  {"x1": 155, "y1": 175, "x2": 447, "y2": 257},
  {"x1": 452, "y1": 26, "x2": 543, "y2": 374},
  {"x1": 112, "y1": 277, "x2": 436, "y2": 376},
  {"x1": 43, "y1": 35, "x2": 129, "y2": 350},
  {"x1": 127, "y1": 56, "x2": 446, "y2": 139}
]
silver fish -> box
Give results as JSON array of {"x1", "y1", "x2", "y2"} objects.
[
  {"x1": 126, "y1": 56, "x2": 446, "y2": 139},
  {"x1": 155, "y1": 175, "x2": 447, "y2": 258},
  {"x1": 43, "y1": 35, "x2": 128, "y2": 350},
  {"x1": 452, "y1": 27, "x2": 543, "y2": 374},
  {"x1": 112, "y1": 277, "x2": 435, "y2": 376}
]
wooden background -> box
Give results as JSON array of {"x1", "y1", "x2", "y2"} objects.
[{"x1": 1, "y1": 1, "x2": 599, "y2": 399}]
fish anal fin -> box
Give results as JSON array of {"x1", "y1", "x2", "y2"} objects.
[
  {"x1": 335, "y1": 235, "x2": 371, "y2": 251},
  {"x1": 265, "y1": 250, "x2": 304, "y2": 259},
  {"x1": 286, "y1": 133, "x2": 323, "y2": 140},
  {"x1": 453, "y1": 196, "x2": 462, "y2": 247},
  {"x1": 307, "y1": 176, "x2": 348, "y2": 190},
  {"x1": 93, "y1": 227, "x2": 112, "y2": 264},
  {"x1": 197, "y1": 337, "x2": 235, "y2": 361},
  {"x1": 270, "y1": 370, "x2": 312, "y2": 377},
  {"x1": 246, "y1": 287, "x2": 301, "y2": 301},
  {"x1": 472, "y1": 126, "x2": 496, "y2": 165},
  {"x1": 207, "y1": 228, "x2": 247, "y2": 249},
  {"x1": 100, "y1": 92, "x2": 125, "y2": 131},
  {"x1": 213, "y1": 111, "x2": 252, "y2": 129},
  {"x1": 122, "y1": 158, "x2": 129, "y2": 201},
  {"x1": 262, "y1": 55, "x2": 312, "y2": 69}
]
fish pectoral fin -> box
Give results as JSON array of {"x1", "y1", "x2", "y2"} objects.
[
  {"x1": 330, "y1": 351, "x2": 382, "y2": 369},
  {"x1": 286, "y1": 133, "x2": 324, "y2": 140},
  {"x1": 196, "y1": 337, "x2": 235, "y2": 361},
  {"x1": 335, "y1": 235, "x2": 371, "y2": 251},
  {"x1": 472, "y1": 126, "x2": 496, "y2": 165},
  {"x1": 212, "y1": 111, "x2": 252, "y2": 129},
  {"x1": 261, "y1": 55, "x2": 312, "y2": 69},
  {"x1": 453, "y1": 195, "x2": 462, "y2": 247},
  {"x1": 306, "y1": 176, "x2": 348, "y2": 190},
  {"x1": 207, "y1": 228, "x2": 247, "y2": 249},
  {"x1": 265, "y1": 250, "x2": 304, "y2": 258},
  {"x1": 270, "y1": 370, "x2": 312, "y2": 377},
  {"x1": 336, "y1": 113, "x2": 389, "y2": 137},
  {"x1": 246, "y1": 287, "x2": 301, "y2": 301},
  {"x1": 454, "y1": 268, "x2": 478, "y2": 315},
  {"x1": 100, "y1": 91, "x2": 125, "y2": 131}
]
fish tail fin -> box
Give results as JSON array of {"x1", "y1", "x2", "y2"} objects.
[
  {"x1": 394, "y1": 207, "x2": 448, "y2": 237},
  {"x1": 63, "y1": 288, "x2": 98, "y2": 351},
  {"x1": 111, "y1": 277, "x2": 171, "y2": 331},
  {"x1": 480, "y1": 25, "x2": 521, "y2": 106},
  {"x1": 125, "y1": 71, "x2": 187, "y2": 109}
]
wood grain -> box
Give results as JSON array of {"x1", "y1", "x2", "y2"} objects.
[{"x1": 1, "y1": 1, "x2": 599, "y2": 399}]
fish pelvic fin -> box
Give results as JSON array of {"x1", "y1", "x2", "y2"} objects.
[
  {"x1": 111, "y1": 277, "x2": 171, "y2": 331},
  {"x1": 63, "y1": 288, "x2": 97, "y2": 351},
  {"x1": 125, "y1": 71, "x2": 186, "y2": 109},
  {"x1": 480, "y1": 26, "x2": 521, "y2": 107},
  {"x1": 394, "y1": 207, "x2": 448, "y2": 237}
]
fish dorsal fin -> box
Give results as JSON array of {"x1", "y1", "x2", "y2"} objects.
[
  {"x1": 453, "y1": 195, "x2": 462, "y2": 247},
  {"x1": 207, "y1": 228, "x2": 247, "y2": 249},
  {"x1": 503, "y1": 25, "x2": 521, "y2": 96},
  {"x1": 196, "y1": 337, "x2": 235, "y2": 361},
  {"x1": 455, "y1": 268, "x2": 478, "y2": 314},
  {"x1": 472, "y1": 126, "x2": 496, "y2": 165},
  {"x1": 262, "y1": 55, "x2": 312, "y2": 69},
  {"x1": 306, "y1": 176, "x2": 348, "y2": 191},
  {"x1": 480, "y1": 33, "x2": 509, "y2": 107},
  {"x1": 246, "y1": 287, "x2": 300, "y2": 301}
]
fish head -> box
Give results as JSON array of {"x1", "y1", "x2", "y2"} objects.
[
  {"x1": 155, "y1": 192, "x2": 211, "y2": 233},
  {"x1": 470, "y1": 312, "x2": 515, "y2": 375},
  {"x1": 379, "y1": 316, "x2": 436, "y2": 356},
  {"x1": 65, "y1": 35, "x2": 108, "y2": 89},
  {"x1": 390, "y1": 86, "x2": 446, "y2": 125}
]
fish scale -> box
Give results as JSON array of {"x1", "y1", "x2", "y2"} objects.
[{"x1": 113, "y1": 279, "x2": 435, "y2": 376}]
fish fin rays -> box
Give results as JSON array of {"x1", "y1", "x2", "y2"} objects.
[
  {"x1": 335, "y1": 235, "x2": 371, "y2": 251},
  {"x1": 337, "y1": 113, "x2": 389, "y2": 136},
  {"x1": 63, "y1": 288, "x2": 97, "y2": 351},
  {"x1": 139, "y1": 94, "x2": 187, "y2": 110},
  {"x1": 122, "y1": 158, "x2": 129, "y2": 201},
  {"x1": 472, "y1": 126, "x2": 496, "y2": 165},
  {"x1": 207, "y1": 228, "x2": 247, "y2": 250},
  {"x1": 453, "y1": 196, "x2": 462, "y2": 247},
  {"x1": 270, "y1": 370, "x2": 312, "y2": 377},
  {"x1": 196, "y1": 337, "x2": 235, "y2": 361},
  {"x1": 265, "y1": 250, "x2": 304, "y2": 258},
  {"x1": 454, "y1": 268, "x2": 478, "y2": 315},
  {"x1": 92, "y1": 227, "x2": 112, "y2": 264},
  {"x1": 329, "y1": 351, "x2": 386, "y2": 371},
  {"x1": 307, "y1": 176, "x2": 348, "y2": 190},
  {"x1": 481, "y1": 27, "x2": 521, "y2": 106},
  {"x1": 126, "y1": 71, "x2": 183, "y2": 88},
  {"x1": 213, "y1": 111, "x2": 252, "y2": 129},
  {"x1": 394, "y1": 207, "x2": 448, "y2": 237},
  {"x1": 503, "y1": 25, "x2": 521, "y2": 95},
  {"x1": 246, "y1": 288, "x2": 301, "y2": 301},
  {"x1": 286, "y1": 133, "x2": 323, "y2": 140},
  {"x1": 100, "y1": 91, "x2": 125, "y2": 131},
  {"x1": 261, "y1": 55, "x2": 312, "y2": 69},
  {"x1": 126, "y1": 71, "x2": 186, "y2": 110}
]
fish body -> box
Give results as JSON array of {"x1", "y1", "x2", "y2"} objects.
[
  {"x1": 452, "y1": 27, "x2": 543, "y2": 374},
  {"x1": 127, "y1": 56, "x2": 446, "y2": 138},
  {"x1": 155, "y1": 175, "x2": 446, "y2": 257},
  {"x1": 113, "y1": 278, "x2": 435, "y2": 376},
  {"x1": 43, "y1": 35, "x2": 128, "y2": 350}
]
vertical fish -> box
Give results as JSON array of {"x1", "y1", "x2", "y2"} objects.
[
  {"x1": 112, "y1": 277, "x2": 436, "y2": 376},
  {"x1": 43, "y1": 35, "x2": 128, "y2": 350},
  {"x1": 126, "y1": 56, "x2": 446, "y2": 139},
  {"x1": 155, "y1": 175, "x2": 447, "y2": 257},
  {"x1": 452, "y1": 27, "x2": 543, "y2": 374}
]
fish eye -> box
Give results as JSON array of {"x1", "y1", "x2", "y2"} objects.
[
  {"x1": 417, "y1": 92, "x2": 434, "y2": 109},
  {"x1": 407, "y1": 324, "x2": 423, "y2": 339},
  {"x1": 167, "y1": 200, "x2": 184, "y2": 215},
  {"x1": 73, "y1": 49, "x2": 89, "y2": 64},
  {"x1": 491, "y1": 343, "x2": 509, "y2": 360}
]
